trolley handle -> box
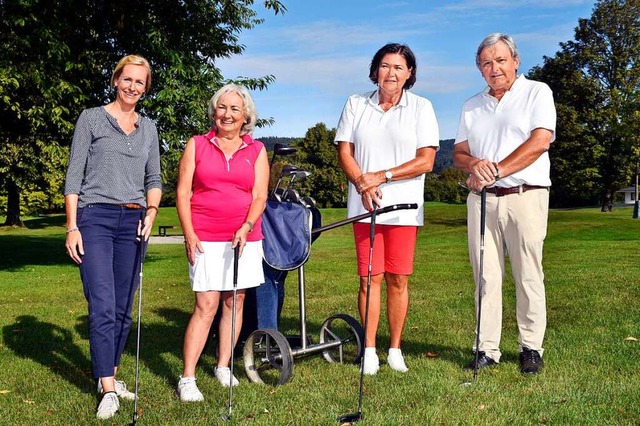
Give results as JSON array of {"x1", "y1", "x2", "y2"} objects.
[{"x1": 312, "y1": 203, "x2": 418, "y2": 234}]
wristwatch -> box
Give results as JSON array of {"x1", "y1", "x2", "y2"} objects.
[{"x1": 384, "y1": 170, "x2": 393, "y2": 183}]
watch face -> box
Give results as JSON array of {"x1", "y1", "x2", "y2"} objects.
[{"x1": 385, "y1": 171, "x2": 392, "y2": 180}]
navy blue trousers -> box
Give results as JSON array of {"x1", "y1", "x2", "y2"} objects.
[
  {"x1": 255, "y1": 264, "x2": 287, "y2": 329},
  {"x1": 77, "y1": 204, "x2": 143, "y2": 378},
  {"x1": 243, "y1": 263, "x2": 287, "y2": 336}
]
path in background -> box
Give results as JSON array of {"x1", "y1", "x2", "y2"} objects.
[{"x1": 148, "y1": 235, "x2": 184, "y2": 244}]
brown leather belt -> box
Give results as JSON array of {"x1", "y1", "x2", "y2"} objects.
[
  {"x1": 119, "y1": 203, "x2": 144, "y2": 209},
  {"x1": 485, "y1": 185, "x2": 548, "y2": 197}
]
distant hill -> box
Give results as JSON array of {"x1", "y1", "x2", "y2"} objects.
[
  {"x1": 260, "y1": 136, "x2": 455, "y2": 174},
  {"x1": 258, "y1": 136, "x2": 301, "y2": 151},
  {"x1": 434, "y1": 139, "x2": 455, "y2": 174}
]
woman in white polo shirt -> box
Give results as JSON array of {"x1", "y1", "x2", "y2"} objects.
[{"x1": 335, "y1": 43, "x2": 440, "y2": 375}]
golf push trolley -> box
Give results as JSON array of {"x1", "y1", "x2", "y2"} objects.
[{"x1": 241, "y1": 144, "x2": 417, "y2": 386}]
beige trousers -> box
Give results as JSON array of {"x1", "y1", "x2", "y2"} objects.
[{"x1": 467, "y1": 188, "x2": 549, "y2": 362}]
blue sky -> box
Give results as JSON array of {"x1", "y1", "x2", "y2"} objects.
[{"x1": 217, "y1": 0, "x2": 596, "y2": 140}]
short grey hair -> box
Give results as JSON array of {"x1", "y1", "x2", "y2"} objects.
[
  {"x1": 208, "y1": 83, "x2": 257, "y2": 136},
  {"x1": 475, "y1": 33, "x2": 519, "y2": 69}
]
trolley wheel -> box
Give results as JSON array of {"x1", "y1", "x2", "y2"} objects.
[
  {"x1": 243, "y1": 328, "x2": 294, "y2": 386},
  {"x1": 319, "y1": 313, "x2": 364, "y2": 364}
]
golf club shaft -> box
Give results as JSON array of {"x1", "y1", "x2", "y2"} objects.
[
  {"x1": 313, "y1": 203, "x2": 417, "y2": 234},
  {"x1": 358, "y1": 206, "x2": 377, "y2": 415},
  {"x1": 473, "y1": 188, "x2": 487, "y2": 381},
  {"x1": 227, "y1": 245, "x2": 240, "y2": 417},
  {"x1": 131, "y1": 225, "x2": 147, "y2": 425}
]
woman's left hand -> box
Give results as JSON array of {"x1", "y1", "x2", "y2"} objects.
[
  {"x1": 361, "y1": 187, "x2": 383, "y2": 212},
  {"x1": 138, "y1": 210, "x2": 157, "y2": 241},
  {"x1": 232, "y1": 223, "x2": 252, "y2": 258}
]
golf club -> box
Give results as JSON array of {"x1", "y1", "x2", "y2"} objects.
[
  {"x1": 282, "y1": 188, "x2": 300, "y2": 203},
  {"x1": 222, "y1": 244, "x2": 240, "y2": 421},
  {"x1": 271, "y1": 165, "x2": 299, "y2": 199},
  {"x1": 288, "y1": 170, "x2": 311, "y2": 189},
  {"x1": 129, "y1": 219, "x2": 148, "y2": 426},
  {"x1": 301, "y1": 196, "x2": 316, "y2": 208},
  {"x1": 337, "y1": 205, "x2": 378, "y2": 424},
  {"x1": 269, "y1": 143, "x2": 297, "y2": 168},
  {"x1": 461, "y1": 187, "x2": 487, "y2": 386}
]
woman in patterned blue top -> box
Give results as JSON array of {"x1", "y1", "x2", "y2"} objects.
[{"x1": 63, "y1": 54, "x2": 162, "y2": 420}]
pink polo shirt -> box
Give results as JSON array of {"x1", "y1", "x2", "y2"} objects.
[{"x1": 190, "y1": 129, "x2": 264, "y2": 242}]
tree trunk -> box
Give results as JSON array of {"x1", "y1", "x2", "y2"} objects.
[
  {"x1": 600, "y1": 191, "x2": 613, "y2": 212},
  {"x1": 3, "y1": 180, "x2": 23, "y2": 226}
]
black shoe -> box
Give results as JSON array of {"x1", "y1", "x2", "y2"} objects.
[
  {"x1": 466, "y1": 351, "x2": 497, "y2": 370},
  {"x1": 519, "y1": 347, "x2": 543, "y2": 374}
]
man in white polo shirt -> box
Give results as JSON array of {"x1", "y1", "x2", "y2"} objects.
[{"x1": 453, "y1": 33, "x2": 556, "y2": 375}]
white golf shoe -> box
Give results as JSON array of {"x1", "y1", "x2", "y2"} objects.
[
  {"x1": 97, "y1": 379, "x2": 135, "y2": 400},
  {"x1": 96, "y1": 392, "x2": 119, "y2": 420},
  {"x1": 362, "y1": 347, "x2": 380, "y2": 375},
  {"x1": 387, "y1": 348, "x2": 409, "y2": 372},
  {"x1": 177, "y1": 376, "x2": 205, "y2": 402},
  {"x1": 215, "y1": 367, "x2": 239, "y2": 387}
]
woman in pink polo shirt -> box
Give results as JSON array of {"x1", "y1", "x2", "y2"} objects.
[{"x1": 175, "y1": 84, "x2": 269, "y2": 401}]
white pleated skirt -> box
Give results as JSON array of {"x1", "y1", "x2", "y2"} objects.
[{"x1": 189, "y1": 241, "x2": 264, "y2": 292}]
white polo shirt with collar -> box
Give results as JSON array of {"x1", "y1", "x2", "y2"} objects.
[
  {"x1": 455, "y1": 75, "x2": 556, "y2": 188},
  {"x1": 335, "y1": 89, "x2": 440, "y2": 226}
]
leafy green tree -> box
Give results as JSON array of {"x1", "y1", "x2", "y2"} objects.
[
  {"x1": 529, "y1": 0, "x2": 640, "y2": 210},
  {"x1": 292, "y1": 123, "x2": 347, "y2": 208},
  {"x1": 529, "y1": 51, "x2": 604, "y2": 207},
  {"x1": 0, "y1": 0, "x2": 285, "y2": 225},
  {"x1": 424, "y1": 167, "x2": 467, "y2": 204}
]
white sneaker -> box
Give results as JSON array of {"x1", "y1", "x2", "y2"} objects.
[
  {"x1": 362, "y1": 348, "x2": 379, "y2": 375},
  {"x1": 177, "y1": 376, "x2": 204, "y2": 402},
  {"x1": 215, "y1": 367, "x2": 239, "y2": 387},
  {"x1": 96, "y1": 392, "x2": 119, "y2": 420},
  {"x1": 388, "y1": 348, "x2": 409, "y2": 372},
  {"x1": 97, "y1": 379, "x2": 135, "y2": 400}
]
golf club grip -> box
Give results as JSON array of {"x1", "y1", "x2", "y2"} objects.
[
  {"x1": 370, "y1": 206, "x2": 377, "y2": 239},
  {"x1": 233, "y1": 245, "x2": 239, "y2": 284},
  {"x1": 480, "y1": 188, "x2": 487, "y2": 239},
  {"x1": 312, "y1": 203, "x2": 418, "y2": 234}
]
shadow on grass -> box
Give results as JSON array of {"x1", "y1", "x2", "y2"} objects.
[
  {"x1": 3, "y1": 309, "x2": 201, "y2": 396},
  {"x1": 3, "y1": 315, "x2": 94, "y2": 393},
  {"x1": 0, "y1": 236, "x2": 68, "y2": 270},
  {"x1": 0, "y1": 235, "x2": 160, "y2": 271},
  {"x1": 426, "y1": 217, "x2": 467, "y2": 228},
  {"x1": 136, "y1": 307, "x2": 207, "y2": 387},
  {"x1": 22, "y1": 215, "x2": 67, "y2": 229}
]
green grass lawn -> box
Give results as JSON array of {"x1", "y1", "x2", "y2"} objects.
[{"x1": 1, "y1": 204, "x2": 639, "y2": 425}]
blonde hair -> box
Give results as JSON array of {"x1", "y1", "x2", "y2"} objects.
[
  {"x1": 111, "y1": 55, "x2": 152, "y2": 91},
  {"x1": 208, "y1": 83, "x2": 257, "y2": 136}
]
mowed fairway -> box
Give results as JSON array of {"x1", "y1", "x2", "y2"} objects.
[{"x1": 0, "y1": 203, "x2": 638, "y2": 425}]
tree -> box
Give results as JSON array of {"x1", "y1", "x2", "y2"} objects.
[
  {"x1": 529, "y1": 0, "x2": 640, "y2": 211},
  {"x1": 528, "y1": 52, "x2": 604, "y2": 207},
  {"x1": 292, "y1": 123, "x2": 346, "y2": 208},
  {"x1": 424, "y1": 167, "x2": 468, "y2": 204},
  {"x1": 0, "y1": 0, "x2": 285, "y2": 225}
]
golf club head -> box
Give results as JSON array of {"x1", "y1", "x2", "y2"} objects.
[
  {"x1": 274, "y1": 143, "x2": 297, "y2": 156},
  {"x1": 337, "y1": 412, "x2": 363, "y2": 423},
  {"x1": 282, "y1": 188, "x2": 300, "y2": 203},
  {"x1": 270, "y1": 143, "x2": 297, "y2": 167},
  {"x1": 280, "y1": 164, "x2": 300, "y2": 176},
  {"x1": 221, "y1": 412, "x2": 231, "y2": 421},
  {"x1": 293, "y1": 170, "x2": 311, "y2": 180},
  {"x1": 301, "y1": 196, "x2": 317, "y2": 208},
  {"x1": 271, "y1": 187, "x2": 285, "y2": 202}
]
